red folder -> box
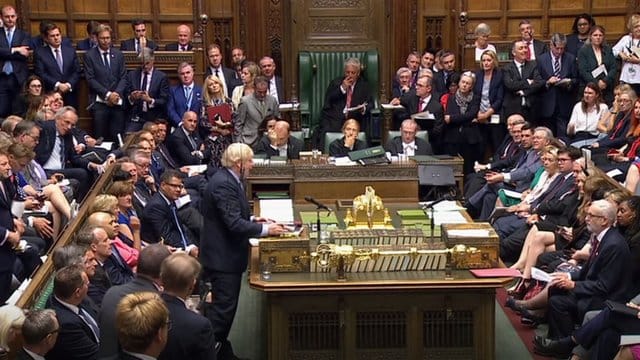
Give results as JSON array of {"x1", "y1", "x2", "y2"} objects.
[
  {"x1": 206, "y1": 103, "x2": 233, "y2": 125},
  {"x1": 469, "y1": 268, "x2": 521, "y2": 278}
]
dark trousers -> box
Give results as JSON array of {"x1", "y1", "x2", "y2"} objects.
[
  {"x1": 548, "y1": 287, "x2": 581, "y2": 340},
  {"x1": 0, "y1": 73, "x2": 19, "y2": 117},
  {"x1": 93, "y1": 102, "x2": 125, "y2": 142},
  {"x1": 500, "y1": 224, "x2": 529, "y2": 264},
  {"x1": 203, "y1": 269, "x2": 242, "y2": 360},
  {"x1": 0, "y1": 268, "x2": 13, "y2": 304},
  {"x1": 574, "y1": 307, "x2": 640, "y2": 360}
]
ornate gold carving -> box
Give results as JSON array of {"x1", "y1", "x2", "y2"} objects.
[{"x1": 310, "y1": 18, "x2": 364, "y2": 33}]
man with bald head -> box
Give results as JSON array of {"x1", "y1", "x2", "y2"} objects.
[
  {"x1": 166, "y1": 110, "x2": 211, "y2": 166},
  {"x1": 86, "y1": 212, "x2": 134, "y2": 285},
  {"x1": 259, "y1": 56, "x2": 284, "y2": 103},
  {"x1": 165, "y1": 24, "x2": 192, "y2": 51},
  {"x1": 253, "y1": 120, "x2": 304, "y2": 159}
]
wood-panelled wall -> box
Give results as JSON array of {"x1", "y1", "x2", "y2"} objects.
[{"x1": 13, "y1": 0, "x2": 640, "y2": 108}]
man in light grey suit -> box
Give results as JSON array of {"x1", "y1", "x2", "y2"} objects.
[{"x1": 235, "y1": 76, "x2": 280, "y2": 147}]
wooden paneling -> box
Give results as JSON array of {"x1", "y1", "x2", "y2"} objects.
[{"x1": 115, "y1": 0, "x2": 153, "y2": 15}]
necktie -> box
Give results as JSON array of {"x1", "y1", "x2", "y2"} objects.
[
  {"x1": 518, "y1": 63, "x2": 524, "y2": 78},
  {"x1": 553, "y1": 56, "x2": 561, "y2": 78},
  {"x1": 3, "y1": 29, "x2": 13, "y2": 74},
  {"x1": 170, "y1": 204, "x2": 189, "y2": 249},
  {"x1": 345, "y1": 86, "x2": 353, "y2": 118},
  {"x1": 259, "y1": 100, "x2": 266, "y2": 115},
  {"x1": 587, "y1": 234, "x2": 600, "y2": 264},
  {"x1": 158, "y1": 146, "x2": 177, "y2": 169},
  {"x1": 181, "y1": 45, "x2": 187, "y2": 51},
  {"x1": 525, "y1": 41, "x2": 531, "y2": 60},
  {"x1": 78, "y1": 307, "x2": 100, "y2": 342},
  {"x1": 102, "y1": 52, "x2": 110, "y2": 69},
  {"x1": 184, "y1": 86, "x2": 192, "y2": 108},
  {"x1": 141, "y1": 71, "x2": 149, "y2": 112},
  {"x1": 55, "y1": 48, "x2": 63, "y2": 73},
  {"x1": 214, "y1": 68, "x2": 219, "y2": 78},
  {"x1": 136, "y1": 39, "x2": 140, "y2": 53},
  {"x1": 55, "y1": 135, "x2": 65, "y2": 168},
  {"x1": 187, "y1": 133, "x2": 198, "y2": 150},
  {"x1": 418, "y1": 98, "x2": 426, "y2": 112},
  {"x1": 443, "y1": 71, "x2": 449, "y2": 86}
]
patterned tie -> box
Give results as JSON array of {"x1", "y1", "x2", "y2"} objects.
[
  {"x1": 184, "y1": 86, "x2": 192, "y2": 108},
  {"x1": 553, "y1": 56, "x2": 561, "y2": 78},
  {"x1": 3, "y1": 29, "x2": 13, "y2": 74},
  {"x1": 141, "y1": 71, "x2": 149, "y2": 112},
  {"x1": 170, "y1": 204, "x2": 189, "y2": 249},
  {"x1": 586, "y1": 234, "x2": 600, "y2": 264},
  {"x1": 55, "y1": 48, "x2": 63, "y2": 73}
]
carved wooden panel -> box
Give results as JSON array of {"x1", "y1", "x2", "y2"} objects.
[
  {"x1": 507, "y1": 0, "x2": 543, "y2": 10},
  {"x1": 424, "y1": 17, "x2": 445, "y2": 52}
]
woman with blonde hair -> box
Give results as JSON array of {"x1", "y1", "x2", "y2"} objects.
[
  {"x1": 231, "y1": 61, "x2": 260, "y2": 109},
  {"x1": 613, "y1": 14, "x2": 640, "y2": 96},
  {"x1": 0, "y1": 305, "x2": 26, "y2": 352}
]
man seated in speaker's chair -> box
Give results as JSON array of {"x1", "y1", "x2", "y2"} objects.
[
  {"x1": 384, "y1": 118, "x2": 433, "y2": 156},
  {"x1": 253, "y1": 120, "x2": 304, "y2": 159}
]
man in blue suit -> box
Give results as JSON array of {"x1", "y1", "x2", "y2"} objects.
[
  {"x1": 0, "y1": 151, "x2": 23, "y2": 304},
  {"x1": 34, "y1": 23, "x2": 81, "y2": 109},
  {"x1": 200, "y1": 143, "x2": 287, "y2": 360},
  {"x1": 537, "y1": 33, "x2": 578, "y2": 139},
  {"x1": 126, "y1": 48, "x2": 169, "y2": 132},
  {"x1": 0, "y1": 5, "x2": 30, "y2": 117},
  {"x1": 167, "y1": 62, "x2": 202, "y2": 128},
  {"x1": 120, "y1": 19, "x2": 158, "y2": 52},
  {"x1": 83, "y1": 24, "x2": 128, "y2": 141}
]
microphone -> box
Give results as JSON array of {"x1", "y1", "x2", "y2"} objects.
[
  {"x1": 422, "y1": 194, "x2": 453, "y2": 209},
  {"x1": 304, "y1": 196, "x2": 332, "y2": 212}
]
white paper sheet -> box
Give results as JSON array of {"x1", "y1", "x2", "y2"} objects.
[{"x1": 260, "y1": 199, "x2": 294, "y2": 224}]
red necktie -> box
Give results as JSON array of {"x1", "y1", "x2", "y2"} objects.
[
  {"x1": 525, "y1": 41, "x2": 531, "y2": 60},
  {"x1": 418, "y1": 98, "x2": 425, "y2": 112},
  {"x1": 345, "y1": 86, "x2": 353, "y2": 118}
]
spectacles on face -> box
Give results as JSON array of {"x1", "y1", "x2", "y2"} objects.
[
  {"x1": 165, "y1": 183, "x2": 184, "y2": 190},
  {"x1": 586, "y1": 212, "x2": 605, "y2": 219}
]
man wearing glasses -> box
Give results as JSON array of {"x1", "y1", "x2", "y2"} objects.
[{"x1": 141, "y1": 170, "x2": 200, "y2": 258}]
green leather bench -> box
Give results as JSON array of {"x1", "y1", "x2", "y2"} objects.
[{"x1": 298, "y1": 50, "x2": 380, "y2": 141}]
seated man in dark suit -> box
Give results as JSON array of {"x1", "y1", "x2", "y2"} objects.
[
  {"x1": 47, "y1": 264, "x2": 100, "y2": 360},
  {"x1": 253, "y1": 120, "x2": 304, "y2": 159},
  {"x1": 86, "y1": 212, "x2": 135, "y2": 286},
  {"x1": 18, "y1": 309, "x2": 60, "y2": 360},
  {"x1": 115, "y1": 292, "x2": 170, "y2": 360},
  {"x1": 126, "y1": 48, "x2": 169, "y2": 132},
  {"x1": 164, "y1": 24, "x2": 192, "y2": 51},
  {"x1": 328, "y1": 118, "x2": 367, "y2": 157},
  {"x1": 141, "y1": 170, "x2": 200, "y2": 257},
  {"x1": 158, "y1": 253, "x2": 216, "y2": 360},
  {"x1": 0, "y1": 150, "x2": 22, "y2": 304},
  {"x1": 166, "y1": 111, "x2": 211, "y2": 166},
  {"x1": 34, "y1": 106, "x2": 102, "y2": 201},
  {"x1": 119, "y1": 19, "x2": 158, "y2": 52},
  {"x1": 384, "y1": 118, "x2": 433, "y2": 156}
]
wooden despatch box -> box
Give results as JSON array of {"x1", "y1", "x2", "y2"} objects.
[{"x1": 441, "y1": 222, "x2": 500, "y2": 269}]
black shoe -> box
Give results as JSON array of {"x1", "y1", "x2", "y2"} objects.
[
  {"x1": 533, "y1": 335, "x2": 573, "y2": 358},
  {"x1": 520, "y1": 309, "x2": 545, "y2": 328},
  {"x1": 504, "y1": 297, "x2": 526, "y2": 314}
]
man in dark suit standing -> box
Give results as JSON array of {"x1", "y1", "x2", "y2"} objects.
[
  {"x1": 0, "y1": 151, "x2": 22, "y2": 304},
  {"x1": 115, "y1": 292, "x2": 170, "y2": 360},
  {"x1": 545, "y1": 199, "x2": 631, "y2": 341},
  {"x1": 84, "y1": 24, "x2": 128, "y2": 141},
  {"x1": 0, "y1": 5, "x2": 30, "y2": 118},
  {"x1": 141, "y1": 170, "x2": 201, "y2": 255},
  {"x1": 502, "y1": 41, "x2": 545, "y2": 125},
  {"x1": 98, "y1": 243, "x2": 170, "y2": 359},
  {"x1": 47, "y1": 264, "x2": 100, "y2": 360},
  {"x1": 515, "y1": 20, "x2": 549, "y2": 62},
  {"x1": 165, "y1": 25, "x2": 192, "y2": 51},
  {"x1": 206, "y1": 44, "x2": 238, "y2": 98},
  {"x1": 76, "y1": 21, "x2": 100, "y2": 51},
  {"x1": 200, "y1": 143, "x2": 287, "y2": 360},
  {"x1": 253, "y1": 120, "x2": 304, "y2": 159},
  {"x1": 166, "y1": 111, "x2": 211, "y2": 166},
  {"x1": 34, "y1": 23, "x2": 81, "y2": 109},
  {"x1": 317, "y1": 57, "x2": 373, "y2": 148},
  {"x1": 431, "y1": 50, "x2": 458, "y2": 98},
  {"x1": 18, "y1": 309, "x2": 60, "y2": 360},
  {"x1": 384, "y1": 118, "x2": 433, "y2": 156},
  {"x1": 126, "y1": 48, "x2": 169, "y2": 132},
  {"x1": 537, "y1": 33, "x2": 578, "y2": 138},
  {"x1": 396, "y1": 76, "x2": 444, "y2": 152},
  {"x1": 158, "y1": 253, "x2": 217, "y2": 360},
  {"x1": 120, "y1": 19, "x2": 158, "y2": 52},
  {"x1": 259, "y1": 56, "x2": 284, "y2": 103},
  {"x1": 167, "y1": 62, "x2": 203, "y2": 128}
]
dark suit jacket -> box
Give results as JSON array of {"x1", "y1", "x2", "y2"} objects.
[
  {"x1": 29, "y1": 35, "x2": 72, "y2": 50},
  {"x1": 34, "y1": 44, "x2": 82, "y2": 106},
  {"x1": 103, "y1": 246, "x2": 134, "y2": 286},
  {"x1": 165, "y1": 42, "x2": 193, "y2": 51},
  {"x1": 501, "y1": 60, "x2": 545, "y2": 118},
  {"x1": 15, "y1": 349, "x2": 37, "y2": 360},
  {"x1": 473, "y1": 68, "x2": 504, "y2": 116},
  {"x1": 536, "y1": 51, "x2": 578, "y2": 118},
  {"x1": 83, "y1": 47, "x2": 128, "y2": 104},
  {"x1": 200, "y1": 168, "x2": 263, "y2": 272},
  {"x1": 0, "y1": 27, "x2": 30, "y2": 84},
  {"x1": 76, "y1": 38, "x2": 97, "y2": 50},
  {"x1": 166, "y1": 126, "x2": 210, "y2": 166},
  {"x1": 126, "y1": 67, "x2": 169, "y2": 122},
  {"x1": 141, "y1": 191, "x2": 195, "y2": 248},
  {"x1": 328, "y1": 138, "x2": 367, "y2": 157},
  {"x1": 384, "y1": 136, "x2": 433, "y2": 156},
  {"x1": 432, "y1": 70, "x2": 459, "y2": 99},
  {"x1": 87, "y1": 264, "x2": 111, "y2": 308},
  {"x1": 319, "y1": 77, "x2": 373, "y2": 134},
  {"x1": 98, "y1": 276, "x2": 159, "y2": 358},
  {"x1": 443, "y1": 93, "x2": 482, "y2": 145},
  {"x1": 577, "y1": 44, "x2": 617, "y2": 97},
  {"x1": 397, "y1": 92, "x2": 445, "y2": 139},
  {"x1": 34, "y1": 121, "x2": 90, "y2": 170},
  {"x1": 253, "y1": 135, "x2": 304, "y2": 159},
  {"x1": 0, "y1": 177, "x2": 16, "y2": 300},
  {"x1": 158, "y1": 294, "x2": 216, "y2": 360},
  {"x1": 119, "y1": 38, "x2": 158, "y2": 51},
  {"x1": 272, "y1": 75, "x2": 285, "y2": 102},
  {"x1": 206, "y1": 66, "x2": 239, "y2": 97},
  {"x1": 570, "y1": 227, "x2": 631, "y2": 317},
  {"x1": 167, "y1": 84, "x2": 203, "y2": 127},
  {"x1": 47, "y1": 297, "x2": 99, "y2": 360}
]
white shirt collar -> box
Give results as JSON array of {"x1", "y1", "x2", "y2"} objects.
[{"x1": 23, "y1": 348, "x2": 46, "y2": 360}]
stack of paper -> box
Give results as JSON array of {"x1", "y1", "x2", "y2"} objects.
[{"x1": 259, "y1": 199, "x2": 294, "y2": 224}]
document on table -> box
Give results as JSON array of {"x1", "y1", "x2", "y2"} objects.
[
  {"x1": 259, "y1": 199, "x2": 294, "y2": 224},
  {"x1": 432, "y1": 211, "x2": 467, "y2": 225}
]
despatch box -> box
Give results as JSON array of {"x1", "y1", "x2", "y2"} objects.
[
  {"x1": 441, "y1": 223, "x2": 500, "y2": 269},
  {"x1": 259, "y1": 233, "x2": 311, "y2": 273}
]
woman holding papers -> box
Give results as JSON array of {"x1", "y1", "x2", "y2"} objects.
[
  {"x1": 577, "y1": 25, "x2": 617, "y2": 104},
  {"x1": 613, "y1": 14, "x2": 640, "y2": 96},
  {"x1": 202, "y1": 75, "x2": 233, "y2": 168}
]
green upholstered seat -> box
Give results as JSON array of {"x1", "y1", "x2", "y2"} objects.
[
  {"x1": 290, "y1": 130, "x2": 305, "y2": 142},
  {"x1": 323, "y1": 131, "x2": 368, "y2": 154},
  {"x1": 298, "y1": 50, "x2": 379, "y2": 138}
]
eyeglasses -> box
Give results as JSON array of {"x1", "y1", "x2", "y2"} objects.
[
  {"x1": 165, "y1": 183, "x2": 184, "y2": 190},
  {"x1": 586, "y1": 212, "x2": 605, "y2": 219}
]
